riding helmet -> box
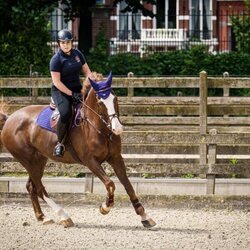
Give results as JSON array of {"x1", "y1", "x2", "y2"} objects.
[{"x1": 57, "y1": 29, "x2": 73, "y2": 42}]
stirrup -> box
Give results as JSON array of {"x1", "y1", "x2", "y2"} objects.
[{"x1": 53, "y1": 143, "x2": 65, "y2": 157}]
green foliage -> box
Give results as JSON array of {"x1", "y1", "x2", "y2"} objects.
[
  {"x1": 142, "y1": 172, "x2": 156, "y2": 179},
  {"x1": 87, "y1": 25, "x2": 110, "y2": 73},
  {"x1": 231, "y1": 1, "x2": 250, "y2": 54},
  {"x1": 86, "y1": 39, "x2": 249, "y2": 96},
  {"x1": 87, "y1": 45, "x2": 250, "y2": 76},
  {"x1": 108, "y1": 54, "x2": 142, "y2": 75},
  {"x1": 231, "y1": 15, "x2": 250, "y2": 53},
  {"x1": 230, "y1": 159, "x2": 238, "y2": 178},
  {"x1": 87, "y1": 38, "x2": 250, "y2": 96},
  {"x1": 0, "y1": 0, "x2": 55, "y2": 76},
  {"x1": 0, "y1": 29, "x2": 52, "y2": 76},
  {"x1": 87, "y1": 37, "x2": 250, "y2": 78},
  {"x1": 230, "y1": 159, "x2": 238, "y2": 165},
  {"x1": 181, "y1": 173, "x2": 195, "y2": 178}
]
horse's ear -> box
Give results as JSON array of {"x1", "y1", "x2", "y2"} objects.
[
  {"x1": 88, "y1": 77, "x2": 98, "y2": 90},
  {"x1": 106, "y1": 71, "x2": 112, "y2": 87},
  {"x1": 89, "y1": 72, "x2": 112, "y2": 91}
]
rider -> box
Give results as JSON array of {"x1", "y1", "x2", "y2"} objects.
[{"x1": 50, "y1": 29, "x2": 92, "y2": 157}]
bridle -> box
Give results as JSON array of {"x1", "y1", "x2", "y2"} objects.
[{"x1": 76, "y1": 93, "x2": 120, "y2": 140}]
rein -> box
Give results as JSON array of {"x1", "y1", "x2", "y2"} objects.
[
  {"x1": 67, "y1": 98, "x2": 117, "y2": 164},
  {"x1": 79, "y1": 100, "x2": 118, "y2": 140}
]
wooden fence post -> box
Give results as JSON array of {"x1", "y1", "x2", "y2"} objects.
[
  {"x1": 223, "y1": 72, "x2": 230, "y2": 97},
  {"x1": 223, "y1": 72, "x2": 229, "y2": 118},
  {"x1": 32, "y1": 88, "x2": 38, "y2": 103},
  {"x1": 30, "y1": 76, "x2": 38, "y2": 103},
  {"x1": 127, "y1": 72, "x2": 134, "y2": 97},
  {"x1": 199, "y1": 71, "x2": 208, "y2": 165},
  {"x1": 206, "y1": 129, "x2": 217, "y2": 195}
]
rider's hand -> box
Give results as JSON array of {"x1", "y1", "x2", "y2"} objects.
[{"x1": 72, "y1": 92, "x2": 83, "y2": 103}]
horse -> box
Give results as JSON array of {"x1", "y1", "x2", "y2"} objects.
[{"x1": 0, "y1": 72, "x2": 156, "y2": 228}]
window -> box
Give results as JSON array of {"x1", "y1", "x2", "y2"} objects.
[
  {"x1": 118, "y1": 1, "x2": 141, "y2": 40},
  {"x1": 157, "y1": 0, "x2": 177, "y2": 29},
  {"x1": 49, "y1": 7, "x2": 71, "y2": 40},
  {"x1": 190, "y1": 0, "x2": 211, "y2": 40},
  {"x1": 156, "y1": 0, "x2": 165, "y2": 28},
  {"x1": 167, "y1": 0, "x2": 177, "y2": 28}
]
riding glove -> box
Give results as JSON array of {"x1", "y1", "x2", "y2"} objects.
[{"x1": 72, "y1": 92, "x2": 83, "y2": 103}]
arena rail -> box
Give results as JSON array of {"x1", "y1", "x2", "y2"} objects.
[{"x1": 0, "y1": 72, "x2": 250, "y2": 195}]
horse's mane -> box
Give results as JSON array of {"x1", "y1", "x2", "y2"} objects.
[{"x1": 81, "y1": 72, "x2": 104, "y2": 98}]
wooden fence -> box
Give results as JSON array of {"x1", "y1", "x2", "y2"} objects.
[{"x1": 0, "y1": 71, "x2": 250, "y2": 194}]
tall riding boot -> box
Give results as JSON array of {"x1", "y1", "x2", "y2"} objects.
[{"x1": 53, "y1": 121, "x2": 69, "y2": 157}]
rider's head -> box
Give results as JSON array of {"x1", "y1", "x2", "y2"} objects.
[
  {"x1": 57, "y1": 29, "x2": 73, "y2": 42},
  {"x1": 57, "y1": 29, "x2": 73, "y2": 54}
]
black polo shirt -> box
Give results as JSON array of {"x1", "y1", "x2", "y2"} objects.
[{"x1": 50, "y1": 48, "x2": 86, "y2": 91}]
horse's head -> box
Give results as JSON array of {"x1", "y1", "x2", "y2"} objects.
[{"x1": 88, "y1": 72, "x2": 123, "y2": 135}]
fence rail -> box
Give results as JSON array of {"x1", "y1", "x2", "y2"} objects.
[{"x1": 1, "y1": 72, "x2": 250, "y2": 194}]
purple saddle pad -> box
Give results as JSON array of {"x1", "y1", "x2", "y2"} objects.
[
  {"x1": 36, "y1": 107, "x2": 55, "y2": 133},
  {"x1": 36, "y1": 105, "x2": 82, "y2": 133}
]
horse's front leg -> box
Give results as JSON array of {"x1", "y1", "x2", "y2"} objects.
[
  {"x1": 87, "y1": 158, "x2": 116, "y2": 215},
  {"x1": 107, "y1": 156, "x2": 156, "y2": 228},
  {"x1": 99, "y1": 183, "x2": 115, "y2": 215}
]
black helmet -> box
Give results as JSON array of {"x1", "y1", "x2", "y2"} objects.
[{"x1": 57, "y1": 29, "x2": 73, "y2": 41}]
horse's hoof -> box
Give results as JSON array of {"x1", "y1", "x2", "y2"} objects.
[
  {"x1": 141, "y1": 218, "x2": 157, "y2": 228},
  {"x1": 59, "y1": 218, "x2": 74, "y2": 228},
  {"x1": 42, "y1": 218, "x2": 55, "y2": 225},
  {"x1": 99, "y1": 204, "x2": 111, "y2": 215}
]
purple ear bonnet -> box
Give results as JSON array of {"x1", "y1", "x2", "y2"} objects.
[{"x1": 88, "y1": 72, "x2": 112, "y2": 99}]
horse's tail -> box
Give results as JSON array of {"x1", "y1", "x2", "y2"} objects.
[
  {"x1": 0, "y1": 112, "x2": 8, "y2": 151},
  {"x1": 0, "y1": 112, "x2": 8, "y2": 130}
]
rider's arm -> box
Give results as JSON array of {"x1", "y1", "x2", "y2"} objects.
[{"x1": 51, "y1": 71, "x2": 72, "y2": 96}]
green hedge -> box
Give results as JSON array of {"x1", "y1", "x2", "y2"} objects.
[
  {"x1": 87, "y1": 46, "x2": 250, "y2": 77},
  {"x1": 1, "y1": 43, "x2": 250, "y2": 78}
]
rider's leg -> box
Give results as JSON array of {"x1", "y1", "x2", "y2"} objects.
[
  {"x1": 51, "y1": 87, "x2": 72, "y2": 157},
  {"x1": 53, "y1": 118, "x2": 69, "y2": 156}
]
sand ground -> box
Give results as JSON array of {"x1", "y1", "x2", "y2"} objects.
[{"x1": 0, "y1": 201, "x2": 249, "y2": 250}]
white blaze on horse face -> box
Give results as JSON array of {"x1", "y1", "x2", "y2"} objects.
[{"x1": 101, "y1": 93, "x2": 123, "y2": 135}]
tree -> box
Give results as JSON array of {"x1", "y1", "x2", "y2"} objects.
[
  {"x1": 231, "y1": 0, "x2": 250, "y2": 53},
  {"x1": 113, "y1": 0, "x2": 156, "y2": 18},
  {"x1": 60, "y1": 0, "x2": 156, "y2": 53},
  {"x1": 0, "y1": 0, "x2": 155, "y2": 75},
  {"x1": 0, "y1": 0, "x2": 56, "y2": 75}
]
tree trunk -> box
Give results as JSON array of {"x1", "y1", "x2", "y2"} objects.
[{"x1": 78, "y1": 9, "x2": 92, "y2": 55}]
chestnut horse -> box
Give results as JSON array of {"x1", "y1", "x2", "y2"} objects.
[{"x1": 0, "y1": 73, "x2": 156, "y2": 228}]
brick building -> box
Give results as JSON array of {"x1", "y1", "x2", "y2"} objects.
[{"x1": 50, "y1": 0, "x2": 248, "y2": 55}]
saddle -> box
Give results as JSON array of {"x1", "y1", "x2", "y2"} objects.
[{"x1": 49, "y1": 98, "x2": 82, "y2": 132}]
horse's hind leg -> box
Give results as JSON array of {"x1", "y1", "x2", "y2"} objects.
[
  {"x1": 107, "y1": 156, "x2": 156, "y2": 228},
  {"x1": 16, "y1": 153, "x2": 73, "y2": 227},
  {"x1": 7, "y1": 149, "x2": 44, "y2": 221},
  {"x1": 27, "y1": 165, "x2": 74, "y2": 227},
  {"x1": 26, "y1": 176, "x2": 45, "y2": 221},
  {"x1": 26, "y1": 176, "x2": 54, "y2": 224},
  {"x1": 19, "y1": 155, "x2": 54, "y2": 224}
]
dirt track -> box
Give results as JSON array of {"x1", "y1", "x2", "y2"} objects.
[{"x1": 0, "y1": 201, "x2": 249, "y2": 250}]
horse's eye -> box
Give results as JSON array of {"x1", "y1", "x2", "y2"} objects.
[
  {"x1": 96, "y1": 95, "x2": 102, "y2": 104},
  {"x1": 96, "y1": 94, "x2": 100, "y2": 100}
]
